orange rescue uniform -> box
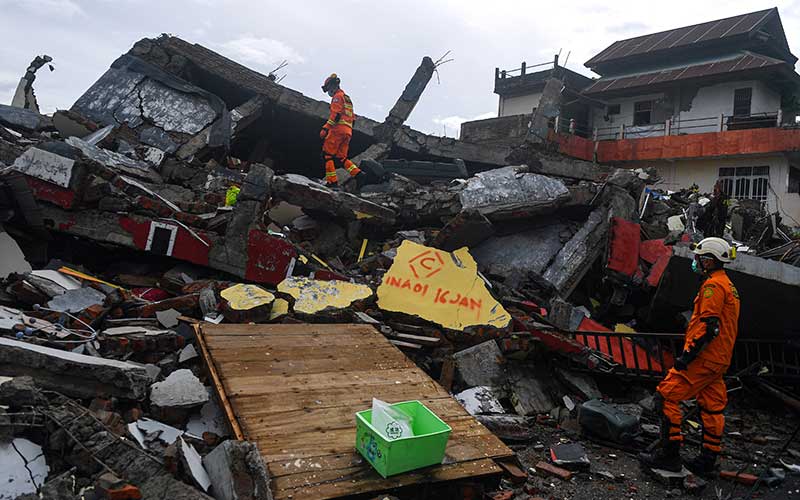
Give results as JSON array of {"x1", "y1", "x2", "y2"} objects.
[
  {"x1": 657, "y1": 269, "x2": 740, "y2": 453},
  {"x1": 322, "y1": 89, "x2": 361, "y2": 184}
]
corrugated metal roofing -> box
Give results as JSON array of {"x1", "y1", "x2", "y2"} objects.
[
  {"x1": 583, "y1": 52, "x2": 786, "y2": 95},
  {"x1": 586, "y1": 8, "x2": 776, "y2": 66}
]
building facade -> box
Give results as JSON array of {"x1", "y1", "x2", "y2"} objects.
[{"x1": 462, "y1": 8, "x2": 800, "y2": 225}]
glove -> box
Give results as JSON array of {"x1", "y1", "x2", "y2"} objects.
[
  {"x1": 319, "y1": 128, "x2": 328, "y2": 139},
  {"x1": 674, "y1": 353, "x2": 690, "y2": 371}
]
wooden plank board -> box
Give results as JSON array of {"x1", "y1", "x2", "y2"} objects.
[{"x1": 197, "y1": 323, "x2": 513, "y2": 500}]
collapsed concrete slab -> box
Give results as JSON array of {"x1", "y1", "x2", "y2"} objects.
[
  {"x1": 459, "y1": 166, "x2": 570, "y2": 220},
  {"x1": 0, "y1": 337, "x2": 153, "y2": 399},
  {"x1": 272, "y1": 174, "x2": 396, "y2": 224},
  {"x1": 472, "y1": 222, "x2": 571, "y2": 288},
  {"x1": 377, "y1": 240, "x2": 511, "y2": 332}
]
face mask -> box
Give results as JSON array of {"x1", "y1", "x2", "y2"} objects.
[{"x1": 691, "y1": 259, "x2": 703, "y2": 275}]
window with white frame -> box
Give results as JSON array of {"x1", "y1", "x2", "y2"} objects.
[{"x1": 718, "y1": 166, "x2": 769, "y2": 202}]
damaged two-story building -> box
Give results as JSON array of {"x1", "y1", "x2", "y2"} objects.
[{"x1": 463, "y1": 8, "x2": 800, "y2": 225}]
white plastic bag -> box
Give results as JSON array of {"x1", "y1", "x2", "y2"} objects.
[{"x1": 371, "y1": 398, "x2": 413, "y2": 440}]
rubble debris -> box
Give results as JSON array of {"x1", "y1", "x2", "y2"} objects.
[
  {"x1": 46, "y1": 286, "x2": 106, "y2": 313},
  {"x1": 178, "y1": 437, "x2": 212, "y2": 492},
  {"x1": 11, "y1": 55, "x2": 53, "y2": 113},
  {"x1": 550, "y1": 442, "x2": 590, "y2": 470},
  {"x1": 0, "y1": 438, "x2": 49, "y2": 499},
  {"x1": 156, "y1": 307, "x2": 181, "y2": 328},
  {"x1": 0, "y1": 229, "x2": 31, "y2": 278},
  {"x1": 277, "y1": 276, "x2": 372, "y2": 316},
  {"x1": 149, "y1": 368, "x2": 209, "y2": 415},
  {"x1": 0, "y1": 337, "x2": 153, "y2": 399},
  {"x1": 646, "y1": 466, "x2": 692, "y2": 488},
  {"x1": 178, "y1": 344, "x2": 199, "y2": 364},
  {"x1": 507, "y1": 364, "x2": 556, "y2": 416},
  {"x1": 377, "y1": 240, "x2": 511, "y2": 332},
  {"x1": 533, "y1": 460, "x2": 572, "y2": 481},
  {"x1": 0, "y1": 103, "x2": 52, "y2": 131},
  {"x1": 202, "y1": 440, "x2": 272, "y2": 500},
  {"x1": 455, "y1": 386, "x2": 506, "y2": 415},
  {"x1": 555, "y1": 368, "x2": 601, "y2": 401},
  {"x1": 577, "y1": 399, "x2": 640, "y2": 443},
  {"x1": 186, "y1": 389, "x2": 229, "y2": 438},
  {"x1": 453, "y1": 340, "x2": 506, "y2": 387}
]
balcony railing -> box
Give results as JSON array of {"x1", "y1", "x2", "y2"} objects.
[{"x1": 556, "y1": 109, "x2": 786, "y2": 142}]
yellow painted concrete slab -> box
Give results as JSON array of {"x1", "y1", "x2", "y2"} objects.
[
  {"x1": 270, "y1": 298, "x2": 290, "y2": 320},
  {"x1": 277, "y1": 277, "x2": 373, "y2": 315},
  {"x1": 220, "y1": 284, "x2": 275, "y2": 310},
  {"x1": 377, "y1": 240, "x2": 511, "y2": 331}
]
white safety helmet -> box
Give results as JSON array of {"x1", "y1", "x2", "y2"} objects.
[{"x1": 692, "y1": 237, "x2": 736, "y2": 263}]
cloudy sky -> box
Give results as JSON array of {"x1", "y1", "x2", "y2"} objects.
[{"x1": 2, "y1": 0, "x2": 799, "y2": 136}]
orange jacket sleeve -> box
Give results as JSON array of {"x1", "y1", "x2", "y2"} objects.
[
  {"x1": 685, "y1": 281, "x2": 725, "y2": 350},
  {"x1": 325, "y1": 91, "x2": 344, "y2": 129}
]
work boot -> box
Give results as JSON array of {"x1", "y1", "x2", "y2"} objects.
[
  {"x1": 639, "y1": 440, "x2": 682, "y2": 472},
  {"x1": 684, "y1": 448, "x2": 718, "y2": 477}
]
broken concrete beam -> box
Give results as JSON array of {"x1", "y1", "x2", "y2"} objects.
[
  {"x1": 384, "y1": 56, "x2": 436, "y2": 130},
  {"x1": 66, "y1": 136, "x2": 162, "y2": 184},
  {"x1": 453, "y1": 340, "x2": 506, "y2": 387},
  {"x1": 277, "y1": 277, "x2": 373, "y2": 316},
  {"x1": 0, "y1": 104, "x2": 52, "y2": 131},
  {"x1": 459, "y1": 166, "x2": 570, "y2": 220},
  {"x1": 273, "y1": 174, "x2": 396, "y2": 224},
  {"x1": 528, "y1": 78, "x2": 563, "y2": 144},
  {"x1": 203, "y1": 440, "x2": 272, "y2": 500},
  {"x1": 541, "y1": 206, "x2": 609, "y2": 297},
  {"x1": 377, "y1": 240, "x2": 511, "y2": 332},
  {"x1": 432, "y1": 211, "x2": 494, "y2": 252},
  {"x1": 0, "y1": 337, "x2": 153, "y2": 399}
]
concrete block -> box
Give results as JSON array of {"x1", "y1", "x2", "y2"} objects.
[
  {"x1": 453, "y1": 340, "x2": 506, "y2": 387},
  {"x1": 150, "y1": 369, "x2": 209, "y2": 410},
  {"x1": 0, "y1": 337, "x2": 153, "y2": 400}
]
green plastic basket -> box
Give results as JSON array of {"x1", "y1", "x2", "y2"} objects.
[{"x1": 355, "y1": 400, "x2": 452, "y2": 478}]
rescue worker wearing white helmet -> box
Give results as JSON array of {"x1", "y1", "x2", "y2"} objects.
[{"x1": 640, "y1": 237, "x2": 740, "y2": 476}]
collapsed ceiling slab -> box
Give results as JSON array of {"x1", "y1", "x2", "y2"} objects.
[{"x1": 119, "y1": 36, "x2": 511, "y2": 172}]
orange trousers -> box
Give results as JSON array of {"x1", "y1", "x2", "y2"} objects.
[
  {"x1": 657, "y1": 358, "x2": 727, "y2": 452},
  {"x1": 322, "y1": 127, "x2": 361, "y2": 184}
]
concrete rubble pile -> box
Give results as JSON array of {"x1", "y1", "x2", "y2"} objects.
[{"x1": 1, "y1": 36, "x2": 800, "y2": 499}]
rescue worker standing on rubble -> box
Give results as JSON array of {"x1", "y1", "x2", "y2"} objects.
[
  {"x1": 320, "y1": 73, "x2": 363, "y2": 187},
  {"x1": 639, "y1": 237, "x2": 740, "y2": 476}
]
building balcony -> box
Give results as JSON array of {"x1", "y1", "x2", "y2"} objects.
[{"x1": 550, "y1": 111, "x2": 800, "y2": 163}]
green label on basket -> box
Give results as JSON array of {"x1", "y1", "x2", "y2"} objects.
[{"x1": 385, "y1": 421, "x2": 404, "y2": 440}]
